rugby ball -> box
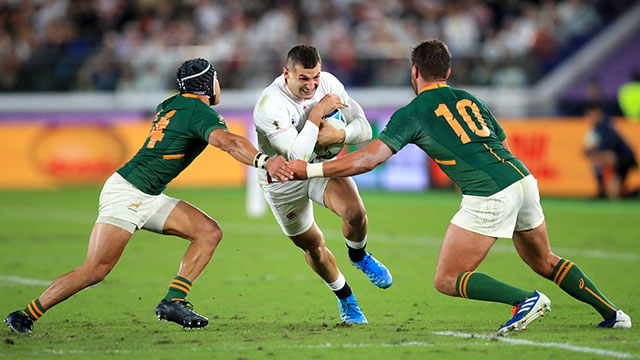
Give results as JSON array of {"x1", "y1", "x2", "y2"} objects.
[{"x1": 317, "y1": 109, "x2": 346, "y2": 159}]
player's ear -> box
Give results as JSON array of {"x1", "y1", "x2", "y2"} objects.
[
  {"x1": 445, "y1": 68, "x2": 451, "y2": 80},
  {"x1": 282, "y1": 67, "x2": 289, "y2": 77},
  {"x1": 212, "y1": 78, "x2": 221, "y2": 106},
  {"x1": 412, "y1": 65, "x2": 420, "y2": 80}
]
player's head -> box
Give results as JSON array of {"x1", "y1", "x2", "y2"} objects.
[
  {"x1": 410, "y1": 39, "x2": 451, "y2": 94},
  {"x1": 176, "y1": 58, "x2": 220, "y2": 105},
  {"x1": 283, "y1": 45, "x2": 322, "y2": 100},
  {"x1": 585, "y1": 101, "x2": 605, "y2": 124}
]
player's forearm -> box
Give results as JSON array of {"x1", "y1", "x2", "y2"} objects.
[
  {"x1": 285, "y1": 121, "x2": 319, "y2": 161},
  {"x1": 305, "y1": 139, "x2": 392, "y2": 178},
  {"x1": 209, "y1": 130, "x2": 258, "y2": 166},
  {"x1": 331, "y1": 151, "x2": 380, "y2": 176},
  {"x1": 342, "y1": 99, "x2": 372, "y2": 144},
  {"x1": 225, "y1": 135, "x2": 260, "y2": 166},
  {"x1": 305, "y1": 150, "x2": 378, "y2": 178}
]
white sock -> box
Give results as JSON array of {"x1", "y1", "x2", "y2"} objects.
[
  {"x1": 345, "y1": 235, "x2": 367, "y2": 249},
  {"x1": 324, "y1": 272, "x2": 346, "y2": 291}
]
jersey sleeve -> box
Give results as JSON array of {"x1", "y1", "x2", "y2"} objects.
[
  {"x1": 254, "y1": 92, "x2": 318, "y2": 160},
  {"x1": 321, "y1": 72, "x2": 372, "y2": 144},
  {"x1": 478, "y1": 99, "x2": 506, "y2": 141},
  {"x1": 190, "y1": 105, "x2": 228, "y2": 141},
  {"x1": 321, "y1": 72, "x2": 350, "y2": 103},
  {"x1": 377, "y1": 106, "x2": 418, "y2": 153},
  {"x1": 254, "y1": 93, "x2": 294, "y2": 140}
]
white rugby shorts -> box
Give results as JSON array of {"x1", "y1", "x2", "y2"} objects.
[
  {"x1": 261, "y1": 177, "x2": 331, "y2": 237},
  {"x1": 450, "y1": 175, "x2": 545, "y2": 238},
  {"x1": 95, "y1": 172, "x2": 180, "y2": 234}
]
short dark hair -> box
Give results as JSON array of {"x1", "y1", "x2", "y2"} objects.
[
  {"x1": 286, "y1": 45, "x2": 321, "y2": 69},
  {"x1": 411, "y1": 39, "x2": 451, "y2": 80}
]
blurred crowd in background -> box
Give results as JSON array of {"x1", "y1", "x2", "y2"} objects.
[{"x1": 0, "y1": 0, "x2": 635, "y2": 93}]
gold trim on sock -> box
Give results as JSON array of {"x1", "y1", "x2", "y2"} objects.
[
  {"x1": 584, "y1": 286, "x2": 617, "y2": 312},
  {"x1": 556, "y1": 262, "x2": 574, "y2": 286}
]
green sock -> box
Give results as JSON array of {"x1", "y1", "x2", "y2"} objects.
[
  {"x1": 456, "y1": 271, "x2": 535, "y2": 306},
  {"x1": 551, "y1": 259, "x2": 618, "y2": 319},
  {"x1": 22, "y1": 298, "x2": 46, "y2": 321},
  {"x1": 163, "y1": 276, "x2": 192, "y2": 302}
]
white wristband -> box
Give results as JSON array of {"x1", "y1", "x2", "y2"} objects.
[
  {"x1": 306, "y1": 163, "x2": 324, "y2": 178},
  {"x1": 253, "y1": 152, "x2": 270, "y2": 170}
]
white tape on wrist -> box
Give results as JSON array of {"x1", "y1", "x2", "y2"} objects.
[
  {"x1": 306, "y1": 163, "x2": 324, "y2": 178},
  {"x1": 253, "y1": 152, "x2": 270, "y2": 170}
]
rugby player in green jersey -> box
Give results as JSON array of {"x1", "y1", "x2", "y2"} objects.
[
  {"x1": 287, "y1": 40, "x2": 631, "y2": 334},
  {"x1": 5, "y1": 58, "x2": 293, "y2": 333}
]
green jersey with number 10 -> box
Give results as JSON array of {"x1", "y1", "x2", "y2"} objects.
[
  {"x1": 377, "y1": 84, "x2": 529, "y2": 196},
  {"x1": 117, "y1": 93, "x2": 228, "y2": 195}
]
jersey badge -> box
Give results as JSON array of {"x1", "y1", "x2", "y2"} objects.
[
  {"x1": 290, "y1": 116, "x2": 295, "y2": 125},
  {"x1": 273, "y1": 120, "x2": 280, "y2": 130},
  {"x1": 217, "y1": 114, "x2": 225, "y2": 125}
]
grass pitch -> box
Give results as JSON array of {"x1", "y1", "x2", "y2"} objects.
[{"x1": 1, "y1": 187, "x2": 639, "y2": 359}]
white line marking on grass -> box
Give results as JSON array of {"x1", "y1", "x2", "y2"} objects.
[
  {"x1": 0, "y1": 275, "x2": 50, "y2": 286},
  {"x1": 42, "y1": 349, "x2": 130, "y2": 355},
  {"x1": 433, "y1": 331, "x2": 637, "y2": 359},
  {"x1": 277, "y1": 341, "x2": 433, "y2": 349}
]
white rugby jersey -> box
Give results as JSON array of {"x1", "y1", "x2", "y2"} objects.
[{"x1": 253, "y1": 72, "x2": 371, "y2": 183}]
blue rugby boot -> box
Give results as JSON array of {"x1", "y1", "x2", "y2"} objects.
[
  {"x1": 338, "y1": 295, "x2": 368, "y2": 324},
  {"x1": 497, "y1": 290, "x2": 551, "y2": 336},
  {"x1": 598, "y1": 310, "x2": 632, "y2": 328},
  {"x1": 351, "y1": 253, "x2": 393, "y2": 289},
  {"x1": 5, "y1": 311, "x2": 34, "y2": 333}
]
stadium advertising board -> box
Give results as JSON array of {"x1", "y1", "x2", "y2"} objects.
[
  {"x1": 1, "y1": 112, "x2": 639, "y2": 197},
  {"x1": 0, "y1": 112, "x2": 246, "y2": 189}
]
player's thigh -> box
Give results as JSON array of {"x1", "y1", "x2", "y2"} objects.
[
  {"x1": 514, "y1": 176, "x2": 545, "y2": 232},
  {"x1": 288, "y1": 222, "x2": 325, "y2": 251},
  {"x1": 450, "y1": 181, "x2": 523, "y2": 239},
  {"x1": 97, "y1": 173, "x2": 184, "y2": 235},
  {"x1": 84, "y1": 222, "x2": 132, "y2": 268},
  {"x1": 263, "y1": 181, "x2": 315, "y2": 237},
  {"x1": 161, "y1": 200, "x2": 221, "y2": 241},
  {"x1": 435, "y1": 223, "x2": 497, "y2": 277},
  {"x1": 320, "y1": 177, "x2": 364, "y2": 217}
]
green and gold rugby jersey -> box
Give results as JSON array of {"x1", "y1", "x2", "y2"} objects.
[
  {"x1": 117, "y1": 93, "x2": 227, "y2": 195},
  {"x1": 377, "y1": 83, "x2": 529, "y2": 196}
]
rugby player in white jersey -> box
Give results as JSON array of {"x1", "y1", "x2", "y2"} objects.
[{"x1": 253, "y1": 45, "x2": 393, "y2": 323}]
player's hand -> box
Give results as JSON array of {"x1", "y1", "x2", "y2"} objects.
[
  {"x1": 308, "y1": 94, "x2": 347, "y2": 126},
  {"x1": 265, "y1": 156, "x2": 294, "y2": 183},
  {"x1": 286, "y1": 160, "x2": 309, "y2": 180},
  {"x1": 317, "y1": 120, "x2": 345, "y2": 147}
]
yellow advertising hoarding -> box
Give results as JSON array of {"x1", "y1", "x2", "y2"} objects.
[
  {"x1": 1, "y1": 119, "x2": 247, "y2": 189},
  {"x1": 1, "y1": 116, "x2": 639, "y2": 197},
  {"x1": 426, "y1": 118, "x2": 640, "y2": 197},
  {"x1": 499, "y1": 118, "x2": 640, "y2": 197}
]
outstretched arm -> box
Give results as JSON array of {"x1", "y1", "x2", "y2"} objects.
[
  {"x1": 287, "y1": 139, "x2": 394, "y2": 179},
  {"x1": 208, "y1": 128, "x2": 293, "y2": 183}
]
